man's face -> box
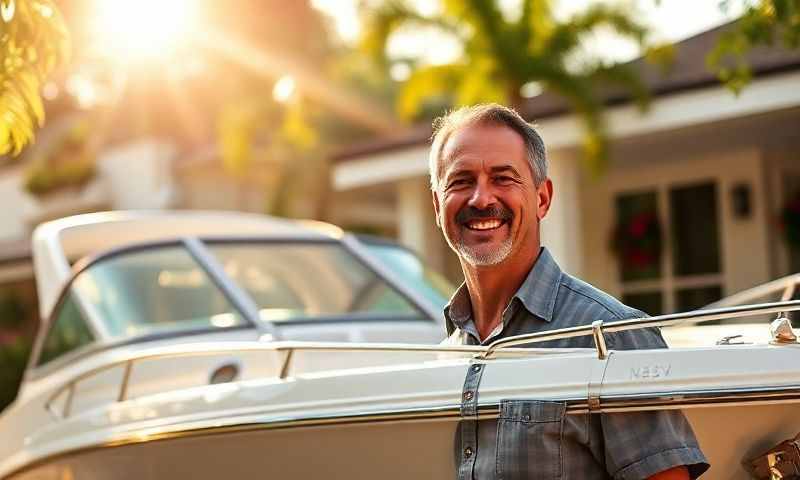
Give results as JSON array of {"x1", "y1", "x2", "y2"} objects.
[{"x1": 432, "y1": 122, "x2": 551, "y2": 267}]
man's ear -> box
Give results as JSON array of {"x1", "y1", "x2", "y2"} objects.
[
  {"x1": 536, "y1": 178, "x2": 553, "y2": 220},
  {"x1": 432, "y1": 189, "x2": 441, "y2": 228}
]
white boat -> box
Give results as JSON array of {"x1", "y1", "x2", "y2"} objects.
[{"x1": 1, "y1": 211, "x2": 799, "y2": 479}]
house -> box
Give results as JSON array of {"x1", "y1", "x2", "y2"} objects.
[{"x1": 328, "y1": 23, "x2": 800, "y2": 315}]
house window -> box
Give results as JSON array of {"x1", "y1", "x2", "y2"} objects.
[
  {"x1": 616, "y1": 180, "x2": 723, "y2": 314},
  {"x1": 670, "y1": 183, "x2": 720, "y2": 276}
]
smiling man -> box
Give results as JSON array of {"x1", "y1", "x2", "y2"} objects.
[{"x1": 430, "y1": 104, "x2": 708, "y2": 480}]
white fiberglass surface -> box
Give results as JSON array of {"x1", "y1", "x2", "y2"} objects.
[
  {"x1": 207, "y1": 243, "x2": 430, "y2": 324},
  {"x1": 70, "y1": 246, "x2": 246, "y2": 340}
]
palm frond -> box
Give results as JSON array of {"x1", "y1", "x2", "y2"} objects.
[
  {"x1": 519, "y1": 0, "x2": 555, "y2": 54},
  {"x1": 457, "y1": 0, "x2": 524, "y2": 76},
  {"x1": 537, "y1": 67, "x2": 608, "y2": 175},
  {"x1": 453, "y1": 57, "x2": 506, "y2": 107},
  {"x1": 0, "y1": 0, "x2": 69, "y2": 157},
  {"x1": 359, "y1": 0, "x2": 459, "y2": 66},
  {"x1": 396, "y1": 64, "x2": 466, "y2": 120},
  {"x1": 545, "y1": 4, "x2": 649, "y2": 58}
]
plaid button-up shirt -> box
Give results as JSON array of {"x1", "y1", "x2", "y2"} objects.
[{"x1": 443, "y1": 248, "x2": 709, "y2": 480}]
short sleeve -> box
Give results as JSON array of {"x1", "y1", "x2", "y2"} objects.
[{"x1": 601, "y1": 409, "x2": 709, "y2": 479}]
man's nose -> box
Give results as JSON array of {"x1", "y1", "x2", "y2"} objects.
[{"x1": 467, "y1": 181, "x2": 495, "y2": 209}]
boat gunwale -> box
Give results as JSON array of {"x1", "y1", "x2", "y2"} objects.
[{"x1": 8, "y1": 383, "x2": 800, "y2": 480}]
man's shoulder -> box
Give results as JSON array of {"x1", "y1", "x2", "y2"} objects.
[
  {"x1": 555, "y1": 274, "x2": 666, "y2": 350},
  {"x1": 557, "y1": 273, "x2": 645, "y2": 322}
]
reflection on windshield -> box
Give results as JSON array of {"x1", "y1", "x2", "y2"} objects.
[
  {"x1": 71, "y1": 246, "x2": 246, "y2": 339},
  {"x1": 208, "y1": 242, "x2": 426, "y2": 323},
  {"x1": 361, "y1": 242, "x2": 454, "y2": 311}
]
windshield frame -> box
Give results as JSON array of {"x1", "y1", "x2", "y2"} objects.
[
  {"x1": 27, "y1": 234, "x2": 442, "y2": 378},
  {"x1": 26, "y1": 238, "x2": 260, "y2": 378}
]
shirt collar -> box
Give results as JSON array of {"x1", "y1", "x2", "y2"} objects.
[
  {"x1": 443, "y1": 247, "x2": 563, "y2": 335},
  {"x1": 512, "y1": 247, "x2": 562, "y2": 323}
]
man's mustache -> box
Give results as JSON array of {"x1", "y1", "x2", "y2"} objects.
[{"x1": 455, "y1": 206, "x2": 513, "y2": 224}]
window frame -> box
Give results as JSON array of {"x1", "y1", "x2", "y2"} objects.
[{"x1": 615, "y1": 179, "x2": 725, "y2": 314}]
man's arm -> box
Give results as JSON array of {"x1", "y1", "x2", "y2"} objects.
[{"x1": 648, "y1": 465, "x2": 690, "y2": 480}]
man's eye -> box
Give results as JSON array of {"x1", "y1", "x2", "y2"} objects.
[
  {"x1": 494, "y1": 176, "x2": 514, "y2": 184},
  {"x1": 448, "y1": 179, "x2": 469, "y2": 188}
]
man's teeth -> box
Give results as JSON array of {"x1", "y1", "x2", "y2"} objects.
[{"x1": 467, "y1": 219, "x2": 502, "y2": 230}]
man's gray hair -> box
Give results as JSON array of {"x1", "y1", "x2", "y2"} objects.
[{"x1": 428, "y1": 103, "x2": 547, "y2": 191}]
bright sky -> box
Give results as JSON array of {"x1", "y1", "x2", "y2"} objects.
[{"x1": 311, "y1": 0, "x2": 744, "y2": 66}]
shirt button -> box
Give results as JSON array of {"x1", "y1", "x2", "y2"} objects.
[
  {"x1": 464, "y1": 447, "x2": 473, "y2": 459},
  {"x1": 463, "y1": 391, "x2": 474, "y2": 401},
  {"x1": 471, "y1": 364, "x2": 482, "y2": 373}
]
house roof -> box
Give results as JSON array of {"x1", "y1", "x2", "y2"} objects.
[{"x1": 332, "y1": 21, "x2": 800, "y2": 162}]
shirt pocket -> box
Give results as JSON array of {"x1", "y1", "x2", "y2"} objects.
[{"x1": 496, "y1": 400, "x2": 566, "y2": 480}]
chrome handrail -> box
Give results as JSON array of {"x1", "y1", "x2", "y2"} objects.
[
  {"x1": 481, "y1": 300, "x2": 800, "y2": 359},
  {"x1": 43, "y1": 342, "x2": 555, "y2": 419},
  {"x1": 44, "y1": 300, "x2": 800, "y2": 419}
]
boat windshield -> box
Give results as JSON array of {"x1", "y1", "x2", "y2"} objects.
[
  {"x1": 206, "y1": 242, "x2": 432, "y2": 323},
  {"x1": 69, "y1": 245, "x2": 248, "y2": 340},
  {"x1": 60, "y1": 239, "x2": 438, "y2": 346}
]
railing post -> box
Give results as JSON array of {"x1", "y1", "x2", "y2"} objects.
[
  {"x1": 592, "y1": 320, "x2": 608, "y2": 360},
  {"x1": 279, "y1": 349, "x2": 294, "y2": 379},
  {"x1": 64, "y1": 383, "x2": 75, "y2": 418},
  {"x1": 118, "y1": 360, "x2": 133, "y2": 402}
]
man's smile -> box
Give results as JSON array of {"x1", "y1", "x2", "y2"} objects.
[
  {"x1": 455, "y1": 205, "x2": 513, "y2": 236},
  {"x1": 464, "y1": 218, "x2": 505, "y2": 231}
]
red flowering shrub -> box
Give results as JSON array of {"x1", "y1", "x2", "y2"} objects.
[{"x1": 612, "y1": 211, "x2": 663, "y2": 270}]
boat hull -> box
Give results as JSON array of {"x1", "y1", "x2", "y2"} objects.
[{"x1": 8, "y1": 401, "x2": 800, "y2": 479}]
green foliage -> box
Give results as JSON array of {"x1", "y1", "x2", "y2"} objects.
[
  {"x1": 24, "y1": 155, "x2": 94, "y2": 196},
  {"x1": 0, "y1": 291, "x2": 26, "y2": 330},
  {"x1": 0, "y1": 0, "x2": 69, "y2": 157},
  {"x1": 709, "y1": 0, "x2": 800, "y2": 93},
  {"x1": 0, "y1": 337, "x2": 31, "y2": 412},
  {"x1": 23, "y1": 119, "x2": 96, "y2": 196},
  {"x1": 359, "y1": 0, "x2": 669, "y2": 175}
]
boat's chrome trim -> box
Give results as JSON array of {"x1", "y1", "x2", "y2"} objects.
[
  {"x1": 705, "y1": 273, "x2": 800, "y2": 308},
  {"x1": 482, "y1": 300, "x2": 800, "y2": 357},
  {"x1": 591, "y1": 320, "x2": 608, "y2": 360},
  {"x1": 43, "y1": 341, "x2": 558, "y2": 418},
  {"x1": 42, "y1": 300, "x2": 800, "y2": 417}
]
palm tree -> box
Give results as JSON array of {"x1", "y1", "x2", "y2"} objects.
[
  {"x1": 360, "y1": 0, "x2": 671, "y2": 173},
  {"x1": 0, "y1": 0, "x2": 68, "y2": 157}
]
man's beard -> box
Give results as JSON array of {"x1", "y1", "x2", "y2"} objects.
[
  {"x1": 446, "y1": 205, "x2": 514, "y2": 267},
  {"x1": 455, "y1": 235, "x2": 513, "y2": 266}
]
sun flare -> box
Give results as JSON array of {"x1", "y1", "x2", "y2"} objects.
[{"x1": 92, "y1": 0, "x2": 198, "y2": 62}]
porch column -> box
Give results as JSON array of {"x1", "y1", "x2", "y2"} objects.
[
  {"x1": 540, "y1": 151, "x2": 584, "y2": 276},
  {"x1": 396, "y1": 177, "x2": 445, "y2": 272}
]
